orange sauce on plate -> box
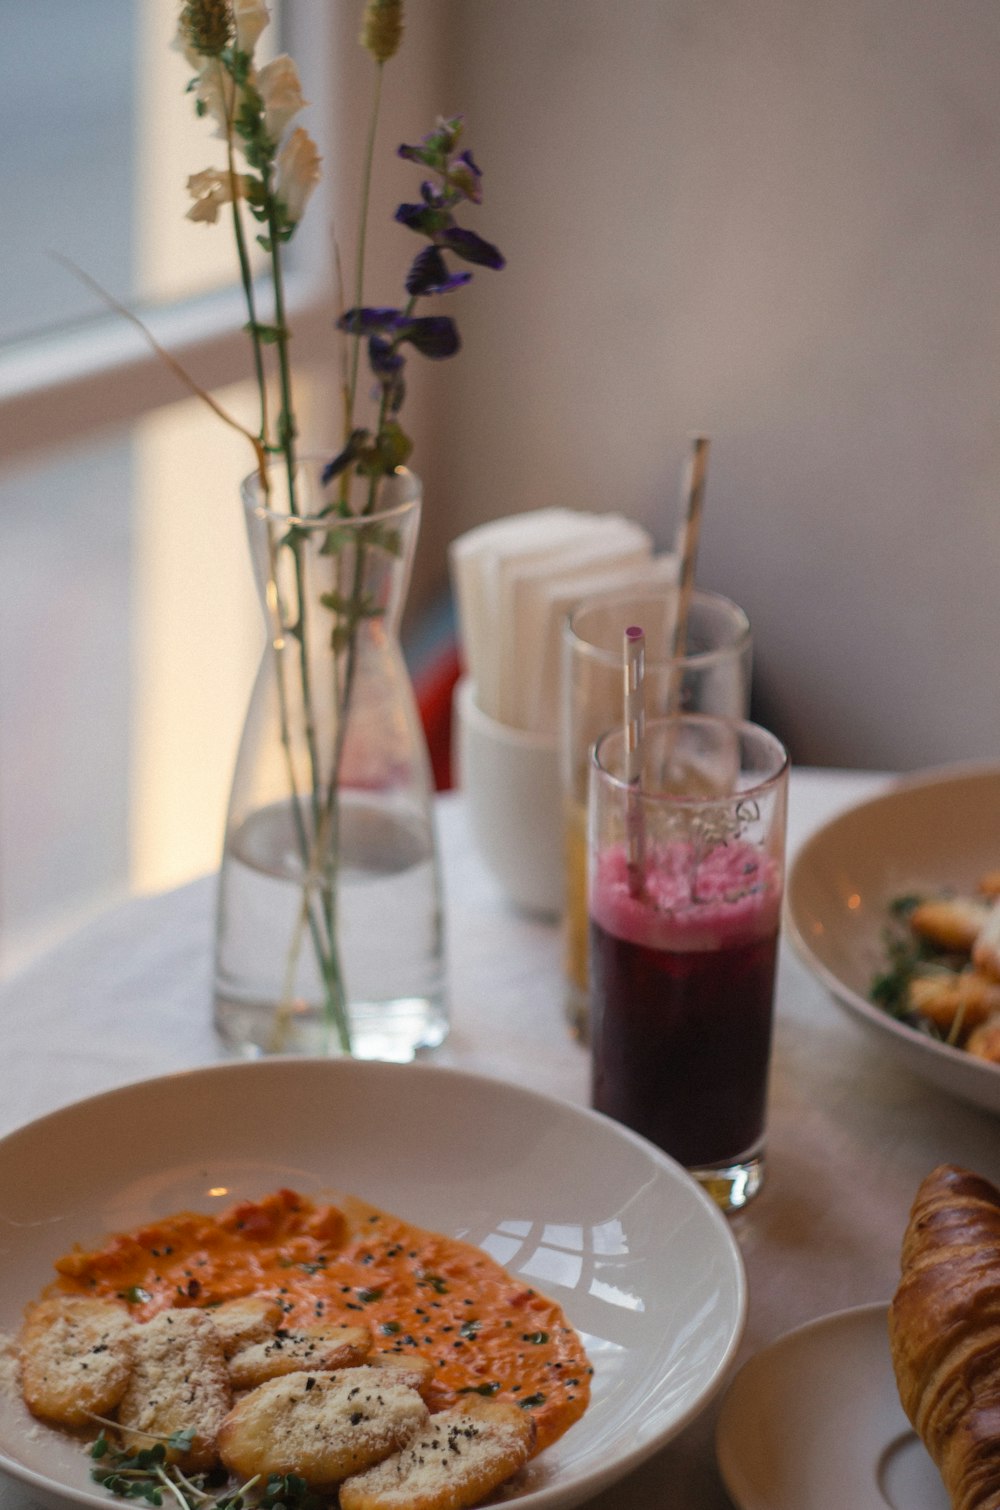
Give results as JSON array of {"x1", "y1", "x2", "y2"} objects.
[{"x1": 50, "y1": 1189, "x2": 591, "y2": 1454}]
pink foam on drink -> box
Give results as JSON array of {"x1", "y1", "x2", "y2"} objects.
[{"x1": 591, "y1": 839, "x2": 781, "y2": 952}]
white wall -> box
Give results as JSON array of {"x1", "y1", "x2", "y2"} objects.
[{"x1": 419, "y1": 0, "x2": 1000, "y2": 770}]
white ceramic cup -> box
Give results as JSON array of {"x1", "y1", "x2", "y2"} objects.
[{"x1": 453, "y1": 677, "x2": 563, "y2": 918}]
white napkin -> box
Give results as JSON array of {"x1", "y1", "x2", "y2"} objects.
[
  {"x1": 527, "y1": 553, "x2": 679, "y2": 737},
  {"x1": 449, "y1": 510, "x2": 583, "y2": 725},
  {"x1": 449, "y1": 509, "x2": 676, "y2": 732}
]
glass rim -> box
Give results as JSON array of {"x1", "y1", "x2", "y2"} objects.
[
  {"x1": 592, "y1": 713, "x2": 789, "y2": 806},
  {"x1": 241, "y1": 457, "x2": 421, "y2": 529},
  {"x1": 565, "y1": 585, "x2": 751, "y2": 672}
]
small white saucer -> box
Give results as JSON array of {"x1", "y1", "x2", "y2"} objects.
[{"x1": 715, "y1": 1303, "x2": 949, "y2": 1510}]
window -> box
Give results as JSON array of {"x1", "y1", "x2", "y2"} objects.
[{"x1": 0, "y1": 2, "x2": 338, "y2": 971}]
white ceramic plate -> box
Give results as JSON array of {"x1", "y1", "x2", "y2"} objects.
[
  {"x1": 786, "y1": 763, "x2": 1000, "y2": 1116},
  {"x1": 716, "y1": 1304, "x2": 948, "y2": 1510},
  {"x1": 0, "y1": 1058, "x2": 746, "y2": 1510}
]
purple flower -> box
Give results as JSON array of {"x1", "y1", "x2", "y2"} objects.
[
  {"x1": 395, "y1": 201, "x2": 451, "y2": 237},
  {"x1": 397, "y1": 315, "x2": 460, "y2": 359},
  {"x1": 368, "y1": 333, "x2": 406, "y2": 375},
  {"x1": 397, "y1": 116, "x2": 462, "y2": 169},
  {"x1": 449, "y1": 150, "x2": 482, "y2": 204},
  {"x1": 321, "y1": 428, "x2": 367, "y2": 482},
  {"x1": 337, "y1": 306, "x2": 401, "y2": 335},
  {"x1": 333, "y1": 117, "x2": 502, "y2": 480},
  {"x1": 405, "y1": 246, "x2": 472, "y2": 297},
  {"x1": 437, "y1": 226, "x2": 505, "y2": 269}
]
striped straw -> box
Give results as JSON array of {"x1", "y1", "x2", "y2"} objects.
[
  {"x1": 665, "y1": 433, "x2": 710, "y2": 715},
  {"x1": 624, "y1": 625, "x2": 646, "y2": 896}
]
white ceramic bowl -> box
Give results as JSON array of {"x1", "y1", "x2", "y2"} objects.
[
  {"x1": 0, "y1": 1059, "x2": 746, "y2": 1510},
  {"x1": 786, "y1": 763, "x2": 1000, "y2": 1118}
]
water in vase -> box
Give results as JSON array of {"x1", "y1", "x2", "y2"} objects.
[{"x1": 214, "y1": 794, "x2": 446, "y2": 1062}]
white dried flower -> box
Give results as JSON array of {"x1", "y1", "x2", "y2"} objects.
[
  {"x1": 195, "y1": 57, "x2": 254, "y2": 140},
  {"x1": 171, "y1": 20, "x2": 202, "y2": 71},
  {"x1": 186, "y1": 166, "x2": 250, "y2": 223},
  {"x1": 233, "y1": 0, "x2": 271, "y2": 54},
  {"x1": 275, "y1": 127, "x2": 321, "y2": 225},
  {"x1": 257, "y1": 54, "x2": 308, "y2": 145}
]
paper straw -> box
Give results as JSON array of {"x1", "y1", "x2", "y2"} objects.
[
  {"x1": 624, "y1": 625, "x2": 646, "y2": 896},
  {"x1": 665, "y1": 434, "x2": 710, "y2": 715}
]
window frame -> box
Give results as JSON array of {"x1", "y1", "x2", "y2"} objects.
[{"x1": 0, "y1": 4, "x2": 338, "y2": 465}]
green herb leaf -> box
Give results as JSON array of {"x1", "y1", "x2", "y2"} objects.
[{"x1": 120, "y1": 1286, "x2": 153, "y2": 1305}]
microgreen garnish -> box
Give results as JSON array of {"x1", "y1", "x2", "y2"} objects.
[
  {"x1": 118, "y1": 1287, "x2": 153, "y2": 1306},
  {"x1": 89, "y1": 1432, "x2": 199, "y2": 1507},
  {"x1": 870, "y1": 892, "x2": 953, "y2": 1023},
  {"x1": 89, "y1": 1427, "x2": 325, "y2": 1510}
]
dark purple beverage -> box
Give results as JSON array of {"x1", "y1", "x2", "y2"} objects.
[
  {"x1": 590, "y1": 916, "x2": 778, "y2": 1166},
  {"x1": 589, "y1": 837, "x2": 782, "y2": 1168}
]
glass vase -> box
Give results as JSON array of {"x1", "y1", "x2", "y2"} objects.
[{"x1": 213, "y1": 459, "x2": 447, "y2": 1061}]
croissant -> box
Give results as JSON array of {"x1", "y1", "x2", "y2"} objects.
[{"x1": 888, "y1": 1163, "x2": 1000, "y2": 1510}]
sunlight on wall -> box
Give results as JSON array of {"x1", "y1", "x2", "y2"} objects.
[
  {"x1": 130, "y1": 2, "x2": 292, "y2": 894},
  {"x1": 131, "y1": 391, "x2": 262, "y2": 893},
  {"x1": 130, "y1": 1, "x2": 254, "y2": 894},
  {"x1": 130, "y1": 364, "x2": 337, "y2": 896}
]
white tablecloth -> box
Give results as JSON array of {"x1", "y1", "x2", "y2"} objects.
[{"x1": 2, "y1": 768, "x2": 998, "y2": 1508}]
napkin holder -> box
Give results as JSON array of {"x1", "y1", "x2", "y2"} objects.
[{"x1": 453, "y1": 677, "x2": 563, "y2": 919}]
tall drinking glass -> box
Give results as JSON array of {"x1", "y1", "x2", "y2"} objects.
[
  {"x1": 588, "y1": 715, "x2": 788, "y2": 1212},
  {"x1": 561, "y1": 588, "x2": 752, "y2": 1038}
]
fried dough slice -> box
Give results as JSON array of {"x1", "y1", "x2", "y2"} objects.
[
  {"x1": 338, "y1": 1398, "x2": 536, "y2": 1510},
  {"x1": 19, "y1": 1295, "x2": 135, "y2": 1428},
  {"x1": 209, "y1": 1296, "x2": 283, "y2": 1358},
  {"x1": 966, "y1": 1015, "x2": 1000, "y2": 1064},
  {"x1": 368, "y1": 1350, "x2": 436, "y2": 1397},
  {"x1": 907, "y1": 971, "x2": 1000, "y2": 1033},
  {"x1": 117, "y1": 1308, "x2": 231, "y2": 1471},
  {"x1": 972, "y1": 899, "x2": 1000, "y2": 981},
  {"x1": 218, "y1": 1366, "x2": 428, "y2": 1486},
  {"x1": 228, "y1": 1322, "x2": 371, "y2": 1389},
  {"x1": 910, "y1": 898, "x2": 991, "y2": 953}
]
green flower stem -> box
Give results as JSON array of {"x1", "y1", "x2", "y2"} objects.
[
  {"x1": 220, "y1": 72, "x2": 269, "y2": 445},
  {"x1": 269, "y1": 839, "x2": 349, "y2": 1055},
  {"x1": 265, "y1": 188, "x2": 324, "y2": 828},
  {"x1": 242, "y1": 161, "x2": 348, "y2": 1050},
  {"x1": 290, "y1": 47, "x2": 393, "y2": 1046},
  {"x1": 259, "y1": 523, "x2": 349, "y2": 1054},
  {"x1": 346, "y1": 60, "x2": 386, "y2": 434},
  {"x1": 214, "y1": 60, "x2": 348, "y2": 1052},
  {"x1": 317, "y1": 518, "x2": 383, "y2": 916}
]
